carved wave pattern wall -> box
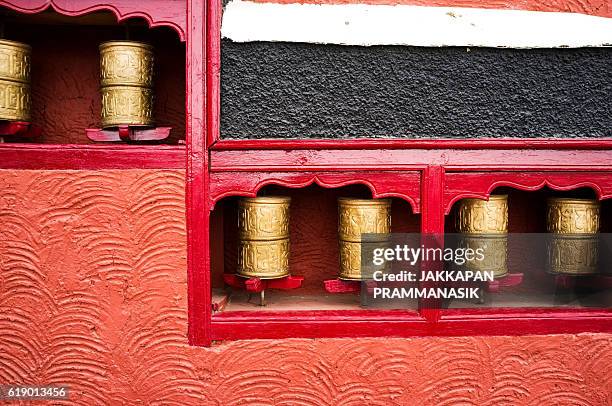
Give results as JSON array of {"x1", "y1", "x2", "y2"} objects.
[{"x1": 0, "y1": 169, "x2": 611, "y2": 405}]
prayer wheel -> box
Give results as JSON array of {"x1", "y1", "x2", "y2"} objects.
[
  {"x1": 547, "y1": 198, "x2": 600, "y2": 275},
  {"x1": 0, "y1": 39, "x2": 31, "y2": 122},
  {"x1": 456, "y1": 195, "x2": 508, "y2": 278},
  {"x1": 338, "y1": 198, "x2": 391, "y2": 280},
  {"x1": 237, "y1": 196, "x2": 291, "y2": 279},
  {"x1": 99, "y1": 41, "x2": 154, "y2": 128}
]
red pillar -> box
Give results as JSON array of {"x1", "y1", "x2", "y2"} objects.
[{"x1": 420, "y1": 165, "x2": 445, "y2": 322}]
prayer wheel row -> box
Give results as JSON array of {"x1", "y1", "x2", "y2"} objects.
[
  {"x1": 456, "y1": 196, "x2": 601, "y2": 276},
  {"x1": 235, "y1": 195, "x2": 601, "y2": 280},
  {"x1": 0, "y1": 39, "x2": 154, "y2": 128},
  {"x1": 235, "y1": 197, "x2": 392, "y2": 280}
]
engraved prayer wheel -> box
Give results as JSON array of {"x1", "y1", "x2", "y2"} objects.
[
  {"x1": 547, "y1": 198, "x2": 600, "y2": 234},
  {"x1": 99, "y1": 41, "x2": 154, "y2": 128},
  {"x1": 458, "y1": 235, "x2": 508, "y2": 278},
  {"x1": 0, "y1": 39, "x2": 31, "y2": 122},
  {"x1": 237, "y1": 196, "x2": 291, "y2": 279},
  {"x1": 456, "y1": 195, "x2": 508, "y2": 278},
  {"x1": 547, "y1": 198, "x2": 600, "y2": 275},
  {"x1": 338, "y1": 198, "x2": 391, "y2": 280},
  {"x1": 456, "y1": 195, "x2": 508, "y2": 235}
]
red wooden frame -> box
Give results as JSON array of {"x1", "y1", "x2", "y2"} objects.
[
  {"x1": 198, "y1": 0, "x2": 612, "y2": 346},
  {"x1": 2, "y1": 0, "x2": 611, "y2": 347}
]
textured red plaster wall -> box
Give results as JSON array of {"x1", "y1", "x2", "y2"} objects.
[
  {"x1": 251, "y1": 0, "x2": 612, "y2": 18},
  {"x1": 1, "y1": 169, "x2": 611, "y2": 405}
]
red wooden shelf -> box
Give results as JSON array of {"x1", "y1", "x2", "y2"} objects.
[
  {"x1": 0, "y1": 144, "x2": 186, "y2": 170},
  {"x1": 210, "y1": 308, "x2": 612, "y2": 341}
]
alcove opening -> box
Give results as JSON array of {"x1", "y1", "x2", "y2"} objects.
[
  {"x1": 444, "y1": 187, "x2": 611, "y2": 310},
  {"x1": 210, "y1": 184, "x2": 421, "y2": 312},
  {"x1": 0, "y1": 8, "x2": 186, "y2": 144}
]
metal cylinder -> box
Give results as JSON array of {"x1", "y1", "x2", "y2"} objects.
[
  {"x1": 237, "y1": 196, "x2": 291, "y2": 279},
  {"x1": 456, "y1": 195, "x2": 508, "y2": 235},
  {"x1": 0, "y1": 39, "x2": 31, "y2": 122},
  {"x1": 456, "y1": 195, "x2": 508, "y2": 278},
  {"x1": 547, "y1": 198, "x2": 600, "y2": 234},
  {"x1": 458, "y1": 235, "x2": 508, "y2": 278},
  {"x1": 338, "y1": 198, "x2": 391, "y2": 280},
  {"x1": 547, "y1": 198, "x2": 600, "y2": 275},
  {"x1": 99, "y1": 41, "x2": 154, "y2": 128}
]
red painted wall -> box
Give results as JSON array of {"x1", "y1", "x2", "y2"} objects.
[
  {"x1": 251, "y1": 0, "x2": 612, "y2": 18},
  {"x1": 1, "y1": 170, "x2": 611, "y2": 404}
]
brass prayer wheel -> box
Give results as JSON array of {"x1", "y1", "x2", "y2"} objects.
[
  {"x1": 99, "y1": 41, "x2": 154, "y2": 128},
  {"x1": 338, "y1": 198, "x2": 391, "y2": 242},
  {"x1": 456, "y1": 195, "x2": 508, "y2": 234},
  {"x1": 0, "y1": 39, "x2": 31, "y2": 122},
  {"x1": 548, "y1": 235, "x2": 599, "y2": 275},
  {"x1": 546, "y1": 198, "x2": 600, "y2": 234},
  {"x1": 459, "y1": 235, "x2": 508, "y2": 278},
  {"x1": 339, "y1": 240, "x2": 391, "y2": 280},
  {"x1": 547, "y1": 198, "x2": 600, "y2": 275},
  {"x1": 456, "y1": 195, "x2": 508, "y2": 278},
  {"x1": 338, "y1": 198, "x2": 391, "y2": 280},
  {"x1": 237, "y1": 196, "x2": 291, "y2": 279}
]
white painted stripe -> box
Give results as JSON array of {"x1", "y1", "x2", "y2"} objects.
[{"x1": 222, "y1": 0, "x2": 612, "y2": 48}]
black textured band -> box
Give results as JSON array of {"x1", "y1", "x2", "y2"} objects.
[{"x1": 221, "y1": 40, "x2": 612, "y2": 139}]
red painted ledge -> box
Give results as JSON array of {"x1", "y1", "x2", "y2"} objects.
[
  {"x1": 211, "y1": 138, "x2": 612, "y2": 151},
  {"x1": 210, "y1": 308, "x2": 612, "y2": 341},
  {"x1": 0, "y1": 143, "x2": 186, "y2": 170}
]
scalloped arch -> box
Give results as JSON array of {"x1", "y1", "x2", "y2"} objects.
[
  {"x1": 445, "y1": 178, "x2": 606, "y2": 215},
  {"x1": 211, "y1": 175, "x2": 420, "y2": 213},
  {"x1": 1, "y1": 0, "x2": 186, "y2": 41}
]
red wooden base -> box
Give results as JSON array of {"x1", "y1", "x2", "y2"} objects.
[
  {"x1": 323, "y1": 278, "x2": 385, "y2": 294},
  {"x1": 86, "y1": 126, "x2": 172, "y2": 142},
  {"x1": 486, "y1": 273, "x2": 524, "y2": 293},
  {"x1": 324, "y1": 278, "x2": 361, "y2": 293},
  {"x1": 0, "y1": 121, "x2": 42, "y2": 141},
  {"x1": 223, "y1": 274, "x2": 304, "y2": 292},
  {"x1": 324, "y1": 274, "x2": 524, "y2": 296},
  {"x1": 223, "y1": 274, "x2": 304, "y2": 306}
]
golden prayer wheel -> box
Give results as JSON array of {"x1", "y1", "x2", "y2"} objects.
[
  {"x1": 456, "y1": 195, "x2": 508, "y2": 234},
  {"x1": 99, "y1": 41, "x2": 154, "y2": 128},
  {"x1": 458, "y1": 235, "x2": 508, "y2": 278},
  {"x1": 0, "y1": 39, "x2": 31, "y2": 122},
  {"x1": 338, "y1": 198, "x2": 391, "y2": 280},
  {"x1": 547, "y1": 198, "x2": 600, "y2": 275},
  {"x1": 456, "y1": 195, "x2": 508, "y2": 278},
  {"x1": 237, "y1": 196, "x2": 291, "y2": 279},
  {"x1": 547, "y1": 198, "x2": 600, "y2": 234}
]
